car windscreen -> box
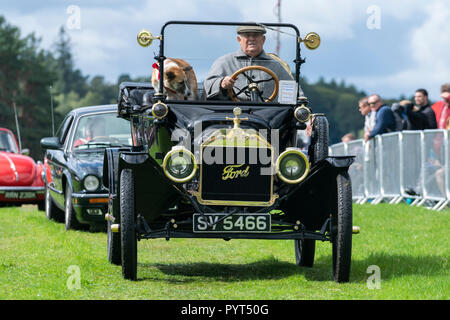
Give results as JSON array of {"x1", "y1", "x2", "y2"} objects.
[
  {"x1": 71, "y1": 112, "x2": 132, "y2": 150},
  {"x1": 161, "y1": 23, "x2": 300, "y2": 104},
  {"x1": 0, "y1": 131, "x2": 19, "y2": 153}
]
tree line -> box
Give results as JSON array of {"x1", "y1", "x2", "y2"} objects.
[{"x1": 0, "y1": 15, "x2": 398, "y2": 160}]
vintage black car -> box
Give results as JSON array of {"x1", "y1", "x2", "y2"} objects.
[
  {"x1": 40, "y1": 105, "x2": 132, "y2": 231},
  {"x1": 103, "y1": 21, "x2": 355, "y2": 282}
]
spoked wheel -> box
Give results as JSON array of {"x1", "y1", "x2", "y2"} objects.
[
  {"x1": 295, "y1": 238, "x2": 315, "y2": 267},
  {"x1": 45, "y1": 186, "x2": 63, "y2": 222},
  {"x1": 64, "y1": 182, "x2": 82, "y2": 230},
  {"x1": 331, "y1": 171, "x2": 353, "y2": 283},
  {"x1": 308, "y1": 115, "x2": 329, "y2": 165},
  {"x1": 120, "y1": 169, "x2": 137, "y2": 280}
]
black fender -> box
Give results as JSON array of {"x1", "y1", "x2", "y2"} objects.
[
  {"x1": 116, "y1": 149, "x2": 182, "y2": 222},
  {"x1": 279, "y1": 156, "x2": 354, "y2": 230}
]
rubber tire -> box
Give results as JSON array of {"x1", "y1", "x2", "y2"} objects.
[
  {"x1": 331, "y1": 171, "x2": 353, "y2": 283},
  {"x1": 64, "y1": 182, "x2": 82, "y2": 231},
  {"x1": 45, "y1": 186, "x2": 63, "y2": 222},
  {"x1": 120, "y1": 169, "x2": 137, "y2": 280},
  {"x1": 308, "y1": 115, "x2": 329, "y2": 165},
  {"x1": 295, "y1": 239, "x2": 315, "y2": 267},
  {"x1": 107, "y1": 205, "x2": 121, "y2": 265}
]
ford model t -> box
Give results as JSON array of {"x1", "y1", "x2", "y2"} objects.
[{"x1": 103, "y1": 21, "x2": 355, "y2": 282}]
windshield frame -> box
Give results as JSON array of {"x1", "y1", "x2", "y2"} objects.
[
  {"x1": 67, "y1": 111, "x2": 132, "y2": 152},
  {"x1": 0, "y1": 129, "x2": 19, "y2": 153},
  {"x1": 155, "y1": 21, "x2": 303, "y2": 103}
]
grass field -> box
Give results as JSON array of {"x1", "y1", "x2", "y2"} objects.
[{"x1": 0, "y1": 203, "x2": 448, "y2": 300}]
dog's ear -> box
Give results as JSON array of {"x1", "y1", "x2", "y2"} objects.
[
  {"x1": 183, "y1": 66, "x2": 192, "y2": 72},
  {"x1": 166, "y1": 71, "x2": 176, "y2": 81}
]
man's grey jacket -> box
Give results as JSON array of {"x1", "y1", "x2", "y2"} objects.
[{"x1": 204, "y1": 49, "x2": 304, "y2": 101}]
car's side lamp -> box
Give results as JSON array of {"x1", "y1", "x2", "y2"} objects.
[
  {"x1": 294, "y1": 105, "x2": 311, "y2": 123},
  {"x1": 152, "y1": 101, "x2": 169, "y2": 120}
]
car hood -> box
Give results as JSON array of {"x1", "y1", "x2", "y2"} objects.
[
  {"x1": 69, "y1": 150, "x2": 104, "y2": 178},
  {"x1": 0, "y1": 151, "x2": 37, "y2": 186}
]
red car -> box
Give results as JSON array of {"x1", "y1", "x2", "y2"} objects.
[{"x1": 0, "y1": 128, "x2": 45, "y2": 210}]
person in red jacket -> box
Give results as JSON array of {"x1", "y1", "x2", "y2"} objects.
[{"x1": 431, "y1": 83, "x2": 450, "y2": 129}]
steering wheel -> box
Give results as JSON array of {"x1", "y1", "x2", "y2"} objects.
[{"x1": 227, "y1": 65, "x2": 279, "y2": 102}]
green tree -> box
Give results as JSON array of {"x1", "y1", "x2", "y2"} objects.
[{"x1": 0, "y1": 16, "x2": 57, "y2": 159}]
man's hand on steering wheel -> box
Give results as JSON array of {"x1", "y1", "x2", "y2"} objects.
[{"x1": 221, "y1": 76, "x2": 236, "y2": 90}]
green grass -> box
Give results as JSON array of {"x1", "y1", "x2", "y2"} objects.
[{"x1": 0, "y1": 203, "x2": 448, "y2": 299}]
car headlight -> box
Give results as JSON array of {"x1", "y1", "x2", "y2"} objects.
[
  {"x1": 276, "y1": 148, "x2": 309, "y2": 184},
  {"x1": 163, "y1": 147, "x2": 197, "y2": 183},
  {"x1": 84, "y1": 175, "x2": 100, "y2": 191}
]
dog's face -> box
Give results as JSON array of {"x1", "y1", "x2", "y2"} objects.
[{"x1": 164, "y1": 63, "x2": 193, "y2": 98}]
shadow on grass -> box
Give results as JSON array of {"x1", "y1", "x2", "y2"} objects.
[
  {"x1": 137, "y1": 252, "x2": 448, "y2": 283},
  {"x1": 138, "y1": 256, "x2": 306, "y2": 283},
  {"x1": 311, "y1": 252, "x2": 448, "y2": 283}
]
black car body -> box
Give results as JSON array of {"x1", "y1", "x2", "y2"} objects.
[
  {"x1": 40, "y1": 105, "x2": 132, "y2": 230},
  {"x1": 103, "y1": 21, "x2": 355, "y2": 282}
]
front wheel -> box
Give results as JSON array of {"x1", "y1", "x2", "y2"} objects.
[
  {"x1": 308, "y1": 115, "x2": 329, "y2": 165},
  {"x1": 331, "y1": 171, "x2": 352, "y2": 283},
  {"x1": 120, "y1": 169, "x2": 137, "y2": 280}
]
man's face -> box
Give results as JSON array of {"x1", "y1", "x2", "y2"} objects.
[
  {"x1": 237, "y1": 32, "x2": 265, "y2": 57},
  {"x1": 368, "y1": 96, "x2": 382, "y2": 111},
  {"x1": 359, "y1": 102, "x2": 370, "y2": 116},
  {"x1": 414, "y1": 92, "x2": 428, "y2": 106}
]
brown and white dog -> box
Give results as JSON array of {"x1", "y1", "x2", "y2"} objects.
[{"x1": 151, "y1": 58, "x2": 198, "y2": 100}]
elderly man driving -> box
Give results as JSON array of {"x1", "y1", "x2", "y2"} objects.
[{"x1": 204, "y1": 25, "x2": 304, "y2": 101}]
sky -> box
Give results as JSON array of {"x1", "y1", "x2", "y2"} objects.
[{"x1": 1, "y1": 0, "x2": 449, "y2": 101}]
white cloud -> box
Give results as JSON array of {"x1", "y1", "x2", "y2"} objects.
[{"x1": 345, "y1": 0, "x2": 450, "y2": 100}]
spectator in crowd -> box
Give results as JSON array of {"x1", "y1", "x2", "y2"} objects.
[
  {"x1": 358, "y1": 96, "x2": 375, "y2": 139},
  {"x1": 391, "y1": 101, "x2": 409, "y2": 131},
  {"x1": 341, "y1": 133, "x2": 355, "y2": 143},
  {"x1": 401, "y1": 89, "x2": 437, "y2": 130},
  {"x1": 432, "y1": 83, "x2": 450, "y2": 129},
  {"x1": 365, "y1": 94, "x2": 396, "y2": 141}
]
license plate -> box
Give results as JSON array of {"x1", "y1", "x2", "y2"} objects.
[
  {"x1": 4, "y1": 191, "x2": 36, "y2": 199},
  {"x1": 193, "y1": 213, "x2": 271, "y2": 233}
]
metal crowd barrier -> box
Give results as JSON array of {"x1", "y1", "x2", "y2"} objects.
[{"x1": 329, "y1": 129, "x2": 449, "y2": 211}]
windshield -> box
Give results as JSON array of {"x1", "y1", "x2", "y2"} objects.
[
  {"x1": 158, "y1": 23, "x2": 301, "y2": 104},
  {"x1": 0, "y1": 130, "x2": 19, "y2": 153},
  {"x1": 71, "y1": 112, "x2": 132, "y2": 150}
]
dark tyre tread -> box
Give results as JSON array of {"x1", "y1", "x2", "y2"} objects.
[
  {"x1": 308, "y1": 116, "x2": 329, "y2": 165},
  {"x1": 332, "y1": 171, "x2": 353, "y2": 283},
  {"x1": 107, "y1": 218, "x2": 122, "y2": 265},
  {"x1": 120, "y1": 169, "x2": 137, "y2": 280},
  {"x1": 295, "y1": 239, "x2": 316, "y2": 267}
]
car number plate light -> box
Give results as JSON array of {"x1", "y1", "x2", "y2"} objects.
[{"x1": 193, "y1": 213, "x2": 271, "y2": 233}]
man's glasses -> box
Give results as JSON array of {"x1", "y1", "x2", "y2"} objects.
[{"x1": 368, "y1": 101, "x2": 379, "y2": 105}]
